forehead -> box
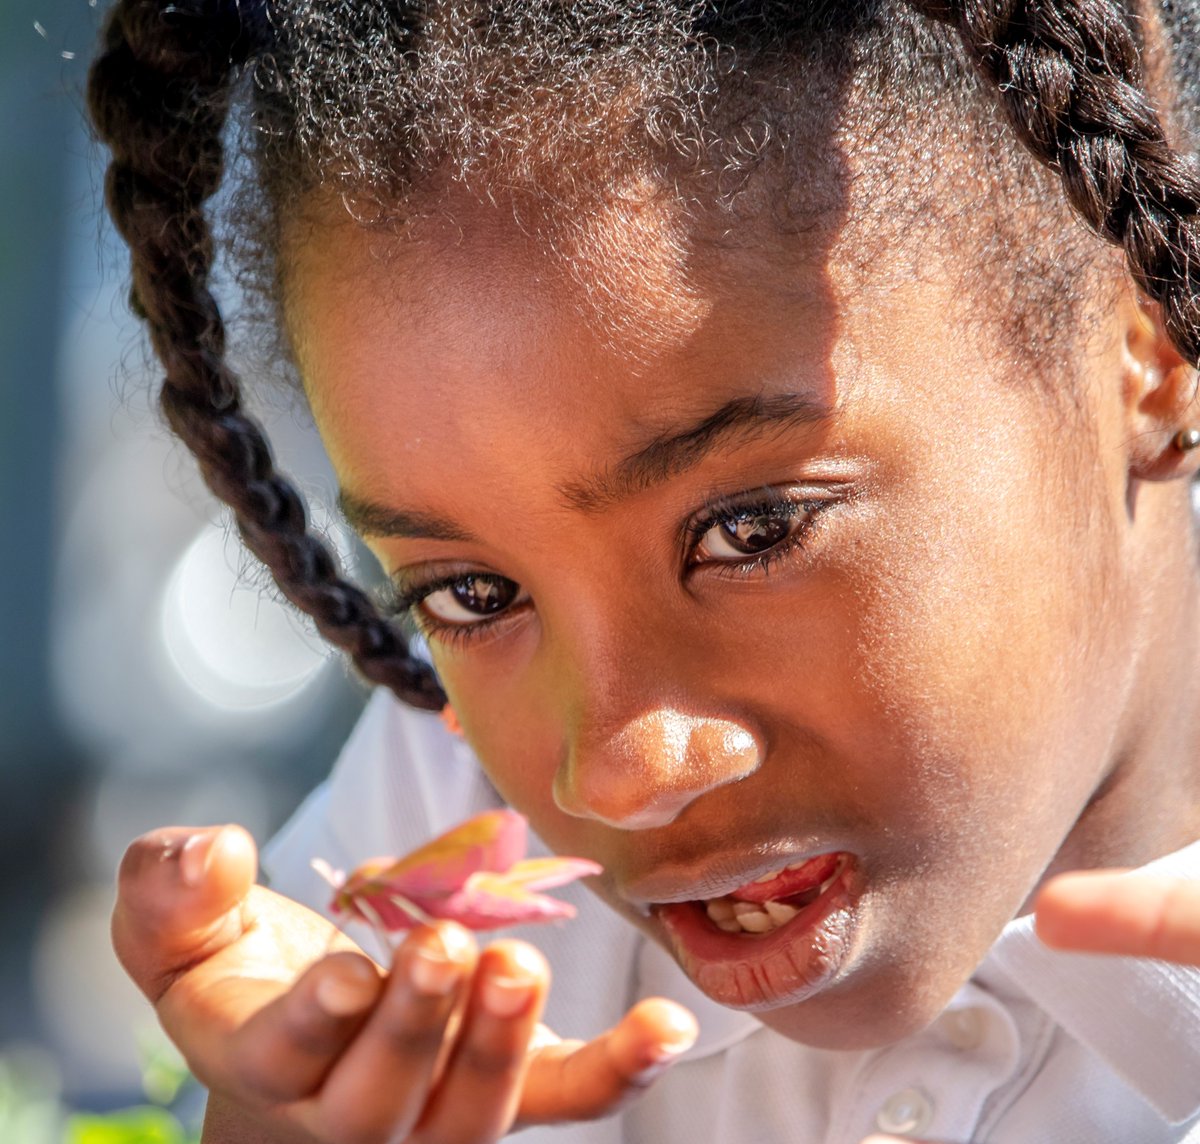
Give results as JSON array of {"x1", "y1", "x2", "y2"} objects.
[
  {"x1": 282, "y1": 185, "x2": 860, "y2": 481},
  {"x1": 287, "y1": 177, "x2": 838, "y2": 346}
]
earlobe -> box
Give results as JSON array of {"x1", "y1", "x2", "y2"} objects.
[{"x1": 1122, "y1": 290, "x2": 1200, "y2": 482}]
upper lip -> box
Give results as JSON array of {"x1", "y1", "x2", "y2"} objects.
[{"x1": 618, "y1": 842, "x2": 851, "y2": 908}]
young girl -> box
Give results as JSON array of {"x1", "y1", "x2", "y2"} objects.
[{"x1": 89, "y1": 1, "x2": 1200, "y2": 1141}]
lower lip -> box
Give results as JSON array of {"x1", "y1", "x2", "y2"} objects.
[{"x1": 652, "y1": 856, "x2": 862, "y2": 1010}]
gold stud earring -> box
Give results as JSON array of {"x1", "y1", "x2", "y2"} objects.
[{"x1": 1174, "y1": 428, "x2": 1200, "y2": 452}]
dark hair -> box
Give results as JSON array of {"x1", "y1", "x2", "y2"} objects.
[{"x1": 86, "y1": 0, "x2": 1200, "y2": 712}]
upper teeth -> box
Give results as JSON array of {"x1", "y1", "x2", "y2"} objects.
[
  {"x1": 703, "y1": 859, "x2": 843, "y2": 936},
  {"x1": 750, "y1": 858, "x2": 819, "y2": 884}
]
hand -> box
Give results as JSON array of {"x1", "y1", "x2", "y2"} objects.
[
  {"x1": 1034, "y1": 869, "x2": 1200, "y2": 965},
  {"x1": 112, "y1": 825, "x2": 698, "y2": 1144}
]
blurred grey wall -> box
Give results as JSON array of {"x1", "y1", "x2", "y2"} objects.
[
  {"x1": 0, "y1": 0, "x2": 88, "y2": 1048},
  {"x1": 1, "y1": 0, "x2": 372, "y2": 1110}
]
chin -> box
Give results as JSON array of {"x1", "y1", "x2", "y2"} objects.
[{"x1": 749, "y1": 976, "x2": 950, "y2": 1049}]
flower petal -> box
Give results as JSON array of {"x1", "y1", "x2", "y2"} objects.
[
  {"x1": 491, "y1": 856, "x2": 603, "y2": 892},
  {"x1": 323, "y1": 810, "x2": 604, "y2": 933},
  {"x1": 337, "y1": 809, "x2": 526, "y2": 903}
]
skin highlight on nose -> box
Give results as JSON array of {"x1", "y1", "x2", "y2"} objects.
[{"x1": 554, "y1": 709, "x2": 764, "y2": 830}]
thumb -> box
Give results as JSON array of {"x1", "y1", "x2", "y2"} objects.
[{"x1": 111, "y1": 824, "x2": 258, "y2": 1003}]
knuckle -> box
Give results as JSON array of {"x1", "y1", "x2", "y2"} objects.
[
  {"x1": 325, "y1": 1117, "x2": 388, "y2": 1144},
  {"x1": 322, "y1": 1103, "x2": 415, "y2": 1144},
  {"x1": 282, "y1": 1003, "x2": 348, "y2": 1059},
  {"x1": 384, "y1": 1021, "x2": 449, "y2": 1061},
  {"x1": 409, "y1": 1128, "x2": 489, "y2": 1144},
  {"x1": 227, "y1": 1033, "x2": 311, "y2": 1104},
  {"x1": 375, "y1": 1005, "x2": 449, "y2": 1060},
  {"x1": 455, "y1": 1038, "x2": 521, "y2": 1080}
]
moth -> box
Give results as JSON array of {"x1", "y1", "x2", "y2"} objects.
[{"x1": 313, "y1": 808, "x2": 602, "y2": 944}]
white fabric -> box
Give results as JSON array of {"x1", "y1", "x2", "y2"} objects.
[{"x1": 263, "y1": 689, "x2": 1200, "y2": 1144}]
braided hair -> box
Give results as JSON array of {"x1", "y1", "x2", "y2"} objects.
[
  {"x1": 908, "y1": 0, "x2": 1200, "y2": 374},
  {"x1": 87, "y1": 0, "x2": 1200, "y2": 712},
  {"x1": 87, "y1": 0, "x2": 447, "y2": 709}
]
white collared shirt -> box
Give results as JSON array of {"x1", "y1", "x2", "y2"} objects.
[{"x1": 263, "y1": 690, "x2": 1200, "y2": 1143}]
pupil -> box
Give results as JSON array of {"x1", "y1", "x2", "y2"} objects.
[
  {"x1": 721, "y1": 511, "x2": 790, "y2": 553},
  {"x1": 452, "y1": 575, "x2": 517, "y2": 614}
]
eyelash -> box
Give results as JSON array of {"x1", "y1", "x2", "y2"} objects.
[
  {"x1": 389, "y1": 487, "x2": 833, "y2": 647},
  {"x1": 385, "y1": 574, "x2": 513, "y2": 650},
  {"x1": 683, "y1": 489, "x2": 829, "y2": 579}
]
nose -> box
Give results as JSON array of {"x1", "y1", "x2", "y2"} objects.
[{"x1": 553, "y1": 707, "x2": 764, "y2": 830}]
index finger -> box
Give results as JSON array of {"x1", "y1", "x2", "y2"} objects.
[{"x1": 1035, "y1": 871, "x2": 1200, "y2": 965}]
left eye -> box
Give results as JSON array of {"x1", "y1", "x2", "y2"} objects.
[{"x1": 695, "y1": 504, "x2": 810, "y2": 561}]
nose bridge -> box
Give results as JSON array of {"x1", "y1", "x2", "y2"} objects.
[
  {"x1": 554, "y1": 707, "x2": 763, "y2": 829},
  {"x1": 540, "y1": 577, "x2": 764, "y2": 829}
]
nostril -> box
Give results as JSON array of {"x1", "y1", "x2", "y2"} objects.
[{"x1": 553, "y1": 709, "x2": 764, "y2": 829}]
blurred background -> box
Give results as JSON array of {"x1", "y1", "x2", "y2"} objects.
[{"x1": 1, "y1": 0, "x2": 372, "y2": 1131}]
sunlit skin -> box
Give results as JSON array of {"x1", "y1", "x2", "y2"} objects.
[{"x1": 282, "y1": 179, "x2": 1200, "y2": 1051}]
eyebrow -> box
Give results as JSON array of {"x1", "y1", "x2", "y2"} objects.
[
  {"x1": 338, "y1": 390, "x2": 832, "y2": 539},
  {"x1": 337, "y1": 494, "x2": 478, "y2": 542},
  {"x1": 558, "y1": 391, "x2": 832, "y2": 512}
]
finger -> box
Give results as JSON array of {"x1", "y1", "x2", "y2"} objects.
[
  {"x1": 860, "y1": 1136, "x2": 948, "y2": 1144},
  {"x1": 1035, "y1": 871, "x2": 1200, "y2": 965},
  {"x1": 518, "y1": 997, "x2": 698, "y2": 1125},
  {"x1": 112, "y1": 824, "x2": 258, "y2": 1002},
  {"x1": 202, "y1": 1092, "x2": 312, "y2": 1144},
  {"x1": 305, "y1": 923, "x2": 477, "y2": 1144},
  {"x1": 190, "y1": 950, "x2": 384, "y2": 1105},
  {"x1": 413, "y1": 939, "x2": 550, "y2": 1144}
]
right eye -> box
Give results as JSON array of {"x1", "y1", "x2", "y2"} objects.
[{"x1": 417, "y1": 573, "x2": 529, "y2": 627}]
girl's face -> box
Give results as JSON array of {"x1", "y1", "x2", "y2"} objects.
[{"x1": 287, "y1": 189, "x2": 1191, "y2": 1048}]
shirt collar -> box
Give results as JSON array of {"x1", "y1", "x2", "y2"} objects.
[{"x1": 982, "y1": 839, "x2": 1200, "y2": 1125}]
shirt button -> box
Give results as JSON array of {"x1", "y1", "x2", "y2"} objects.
[
  {"x1": 942, "y1": 1006, "x2": 986, "y2": 1051},
  {"x1": 875, "y1": 1088, "x2": 935, "y2": 1136}
]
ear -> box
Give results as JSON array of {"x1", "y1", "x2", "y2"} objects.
[{"x1": 1122, "y1": 285, "x2": 1200, "y2": 482}]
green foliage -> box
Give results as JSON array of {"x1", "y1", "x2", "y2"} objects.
[
  {"x1": 63, "y1": 1106, "x2": 196, "y2": 1144},
  {"x1": 60, "y1": 1030, "x2": 201, "y2": 1144},
  {"x1": 135, "y1": 1034, "x2": 192, "y2": 1110},
  {"x1": 0, "y1": 1026, "x2": 201, "y2": 1144}
]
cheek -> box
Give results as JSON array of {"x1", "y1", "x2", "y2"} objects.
[
  {"x1": 837, "y1": 432, "x2": 1135, "y2": 884},
  {"x1": 440, "y1": 669, "x2": 567, "y2": 826}
]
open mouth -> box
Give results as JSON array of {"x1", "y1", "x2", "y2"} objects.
[
  {"x1": 702, "y1": 852, "x2": 846, "y2": 935},
  {"x1": 650, "y1": 850, "x2": 860, "y2": 1009}
]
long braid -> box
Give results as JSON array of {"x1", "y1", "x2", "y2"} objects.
[
  {"x1": 87, "y1": 0, "x2": 446, "y2": 710},
  {"x1": 907, "y1": 0, "x2": 1200, "y2": 368}
]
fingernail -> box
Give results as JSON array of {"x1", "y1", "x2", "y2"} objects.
[
  {"x1": 410, "y1": 947, "x2": 461, "y2": 996},
  {"x1": 481, "y1": 974, "x2": 535, "y2": 1017},
  {"x1": 434, "y1": 922, "x2": 475, "y2": 962},
  {"x1": 179, "y1": 827, "x2": 223, "y2": 888},
  {"x1": 315, "y1": 960, "x2": 378, "y2": 1017},
  {"x1": 632, "y1": 1037, "x2": 696, "y2": 1084},
  {"x1": 657, "y1": 1006, "x2": 700, "y2": 1053},
  {"x1": 407, "y1": 923, "x2": 473, "y2": 997},
  {"x1": 480, "y1": 945, "x2": 543, "y2": 1018}
]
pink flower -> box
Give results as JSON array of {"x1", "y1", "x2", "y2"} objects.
[{"x1": 313, "y1": 809, "x2": 602, "y2": 935}]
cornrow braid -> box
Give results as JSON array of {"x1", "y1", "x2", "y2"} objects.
[
  {"x1": 907, "y1": 0, "x2": 1200, "y2": 367},
  {"x1": 87, "y1": 0, "x2": 446, "y2": 710}
]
